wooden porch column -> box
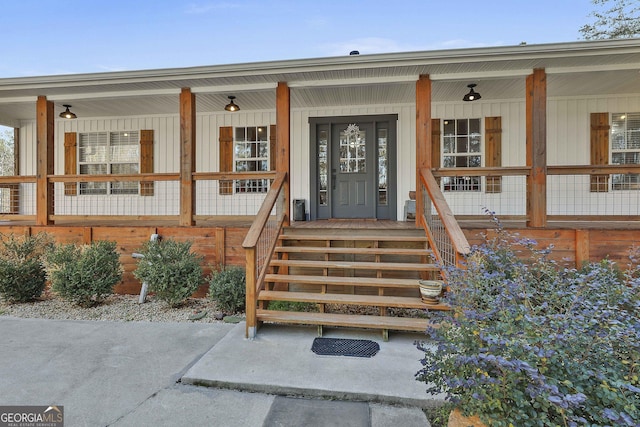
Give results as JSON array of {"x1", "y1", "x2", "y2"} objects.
[
  {"x1": 416, "y1": 75, "x2": 432, "y2": 225},
  {"x1": 180, "y1": 88, "x2": 196, "y2": 226},
  {"x1": 276, "y1": 82, "x2": 290, "y2": 225},
  {"x1": 526, "y1": 68, "x2": 547, "y2": 228},
  {"x1": 36, "y1": 96, "x2": 54, "y2": 226}
]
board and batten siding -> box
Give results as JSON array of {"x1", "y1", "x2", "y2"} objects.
[
  {"x1": 546, "y1": 95, "x2": 640, "y2": 216},
  {"x1": 13, "y1": 93, "x2": 640, "y2": 219}
]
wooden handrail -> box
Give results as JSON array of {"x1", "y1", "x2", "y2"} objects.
[
  {"x1": 547, "y1": 165, "x2": 640, "y2": 175},
  {"x1": 48, "y1": 173, "x2": 179, "y2": 183},
  {"x1": 420, "y1": 168, "x2": 471, "y2": 259},
  {"x1": 243, "y1": 172, "x2": 286, "y2": 249},
  {"x1": 0, "y1": 175, "x2": 36, "y2": 183},
  {"x1": 242, "y1": 172, "x2": 287, "y2": 339},
  {"x1": 433, "y1": 166, "x2": 530, "y2": 177},
  {"x1": 193, "y1": 171, "x2": 277, "y2": 181},
  {"x1": 47, "y1": 171, "x2": 277, "y2": 183},
  {"x1": 432, "y1": 164, "x2": 640, "y2": 177}
]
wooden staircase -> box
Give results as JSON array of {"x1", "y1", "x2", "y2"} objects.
[{"x1": 256, "y1": 226, "x2": 448, "y2": 339}]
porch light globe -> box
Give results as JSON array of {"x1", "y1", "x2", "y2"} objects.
[
  {"x1": 59, "y1": 104, "x2": 77, "y2": 119},
  {"x1": 224, "y1": 96, "x2": 240, "y2": 112}
]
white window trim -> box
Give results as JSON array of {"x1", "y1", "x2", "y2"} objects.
[
  {"x1": 611, "y1": 112, "x2": 640, "y2": 191},
  {"x1": 233, "y1": 126, "x2": 270, "y2": 194},
  {"x1": 78, "y1": 130, "x2": 140, "y2": 195},
  {"x1": 441, "y1": 118, "x2": 483, "y2": 192}
]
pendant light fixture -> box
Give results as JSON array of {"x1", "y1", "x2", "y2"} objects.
[
  {"x1": 59, "y1": 104, "x2": 77, "y2": 119},
  {"x1": 462, "y1": 84, "x2": 481, "y2": 102},
  {"x1": 224, "y1": 96, "x2": 240, "y2": 112}
]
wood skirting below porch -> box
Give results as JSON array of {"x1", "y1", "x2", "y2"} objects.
[{"x1": 0, "y1": 219, "x2": 638, "y2": 296}]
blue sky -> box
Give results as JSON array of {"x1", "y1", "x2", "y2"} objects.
[{"x1": 1, "y1": 0, "x2": 594, "y2": 78}]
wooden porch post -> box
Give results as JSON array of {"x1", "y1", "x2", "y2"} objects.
[
  {"x1": 526, "y1": 69, "x2": 547, "y2": 228},
  {"x1": 276, "y1": 82, "x2": 290, "y2": 225},
  {"x1": 36, "y1": 96, "x2": 54, "y2": 226},
  {"x1": 416, "y1": 75, "x2": 432, "y2": 225},
  {"x1": 180, "y1": 88, "x2": 196, "y2": 226}
]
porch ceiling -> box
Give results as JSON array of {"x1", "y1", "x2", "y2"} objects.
[{"x1": 1, "y1": 39, "x2": 639, "y2": 124}]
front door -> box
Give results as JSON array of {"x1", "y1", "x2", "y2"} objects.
[
  {"x1": 332, "y1": 122, "x2": 375, "y2": 218},
  {"x1": 310, "y1": 115, "x2": 397, "y2": 220}
]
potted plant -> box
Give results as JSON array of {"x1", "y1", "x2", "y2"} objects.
[{"x1": 416, "y1": 224, "x2": 639, "y2": 427}]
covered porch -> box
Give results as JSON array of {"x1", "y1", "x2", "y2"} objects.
[{"x1": 1, "y1": 39, "x2": 640, "y2": 335}]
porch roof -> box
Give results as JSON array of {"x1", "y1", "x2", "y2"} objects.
[{"x1": 1, "y1": 38, "x2": 639, "y2": 126}]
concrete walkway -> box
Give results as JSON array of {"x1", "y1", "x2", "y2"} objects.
[{"x1": 0, "y1": 317, "x2": 439, "y2": 426}]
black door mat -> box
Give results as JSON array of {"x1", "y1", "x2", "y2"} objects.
[{"x1": 311, "y1": 337, "x2": 380, "y2": 358}]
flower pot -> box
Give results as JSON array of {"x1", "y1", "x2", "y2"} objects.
[
  {"x1": 418, "y1": 280, "x2": 443, "y2": 304},
  {"x1": 448, "y1": 409, "x2": 487, "y2": 427}
]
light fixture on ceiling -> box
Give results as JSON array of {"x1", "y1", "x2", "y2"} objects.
[
  {"x1": 224, "y1": 96, "x2": 240, "y2": 112},
  {"x1": 462, "y1": 84, "x2": 481, "y2": 102},
  {"x1": 59, "y1": 104, "x2": 77, "y2": 119}
]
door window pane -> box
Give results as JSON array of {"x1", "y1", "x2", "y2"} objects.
[{"x1": 339, "y1": 124, "x2": 366, "y2": 173}]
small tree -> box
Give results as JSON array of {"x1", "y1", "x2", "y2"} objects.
[
  {"x1": 581, "y1": 0, "x2": 640, "y2": 39},
  {"x1": 45, "y1": 240, "x2": 122, "y2": 307},
  {"x1": 207, "y1": 265, "x2": 246, "y2": 314},
  {"x1": 133, "y1": 238, "x2": 203, "y2": 307},
  {"x1": 0, "y1": 233, "x2": 52, "y2": 303}
]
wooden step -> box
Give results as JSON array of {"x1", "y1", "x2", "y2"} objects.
[
  {"x1": 279, "y1": 233, "x2": 428, "y2": 243},
  {"x1": 256, "y1": 309, "x2": 431, "y2": 332},
  {"x1": 270, "y1": 259, "x2": 437, "y2": 271},
  {"x1": 274, "y1": 246, "x2": 432, "y2": 256},
  {"x1": 264, "y1": 274, "x2": 425, "y2": 289},
  {"x1": 259, "y1": 290, "x2": 450, "y2": 310}
]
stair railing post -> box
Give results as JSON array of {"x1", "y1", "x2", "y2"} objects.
[{"x1": 245, "y1": 246, "x2": 257, "y2": 338}]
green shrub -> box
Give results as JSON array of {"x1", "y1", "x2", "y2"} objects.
[
  {"x1": 207, "y1": 266, "x2": 246, "y2": 314},
  {"x1": 267, "y1": 300, "x2": 318, "y2": 312},
  {"x1": 44, "y1": 240, "x2": 122, "y2": 307},
  {"x1": 417, "y1": 222, "x2": 640, "y2": 427},
  {"x1": 0, "y1": 233, "x2": 53, "y2": 303},
  {"x1": 133, "y1": 238, "x2": 203, "y2": 307}
]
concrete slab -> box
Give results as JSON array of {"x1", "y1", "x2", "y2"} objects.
[
  {"x1": 0, "y1": 317, "x2": 435, "y2": 426},
  {"x1": 0, "y1": 317, "x2": 234, "y2": 426},
  {"x1": 182, "y1": 322, "x2": 444, "y2": 408},
  {"x1": 112, "y1": 385, "x2": 275, "y2": 427},
  {"x1": 264, "y1": 396, "x2": 370, "y2": 427}
]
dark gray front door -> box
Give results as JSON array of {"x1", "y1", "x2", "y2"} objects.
[
  {"x1": 331, "y1": 122, "x2": 375, "y2": 218},
  {"x1": 310, "y1": 115, "x2": 397, "y2": 220}
]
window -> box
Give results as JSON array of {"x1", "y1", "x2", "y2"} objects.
[
  {"x1": 234, "y1": 126, "x2": 269, "y2": 193},
  {"x1": 611, "y1": 113, "x2": 640, "y2": 190},
  {"x1": 0, "y1": 126, "x2": 17, "y2": 214},
  {"x1": 442, "y1": 118, "x2": 481, "y2": 191},
  {"x1": 78, "y1": 131, "x2": 139, "y2": 195}
]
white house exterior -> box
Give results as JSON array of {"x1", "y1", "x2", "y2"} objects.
[{"x1": 1, "y1": 38, "x2": 639, "y2": 224}]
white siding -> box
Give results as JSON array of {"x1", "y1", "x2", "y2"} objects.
[{"x1": 15, "y1": 93, "x2": 640, "y2": 219}]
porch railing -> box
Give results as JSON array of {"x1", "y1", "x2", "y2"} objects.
[
  {"x1": 0, "y1": 175, "x2": 35, "y2": 219},
  {"x1": 0, "y1": 172, "x2": 277, "y2": 222},
  {"x1": 242, "y1": 172, "x2": 287, "y2": 339},
  {"x1": 432, "y1": 165, "x2": 640, "y2": 220},
  {"x1": 419, "y1": 168, "x2": 471, "y2": 269}
]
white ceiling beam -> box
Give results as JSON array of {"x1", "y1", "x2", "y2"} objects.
[
  {"x1": 546, "y1": 63, "x2": 640, "y2": 74},
  {"x1": 0, "y1": 96, "x2": 39, "y2": 104},
  {"x1": 288, "y1": 75, "x2": 419, "y2": 88},
  {"x1": 191, "y1": 83, "x2": 277, "y2": 93},
  {"x1": 430, "y1": 69, "x2": 533, "y2": 81},
  {"x1": 48, "y1": 88, "x2": 181, "y2": 101}
]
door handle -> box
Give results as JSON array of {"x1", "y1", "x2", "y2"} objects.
[{"x1": 331, "y1": 168, "x2": 336, "y2": 190}]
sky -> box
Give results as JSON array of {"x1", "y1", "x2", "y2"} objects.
[{"x1": 0, "y1": 0, "x2": 597, "y2": 78}]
